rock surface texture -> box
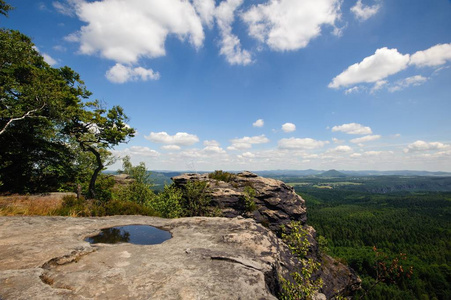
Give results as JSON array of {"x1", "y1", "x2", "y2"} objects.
[
  {"x1": 1, "y1": 216, "x2": 297, "y2": 299},
  {"x1": 172, "y1": 171, "x2": 361, "y2": 298},
  {"x1": 172, "y1": 171, "x2": 307, "y2": 234}
]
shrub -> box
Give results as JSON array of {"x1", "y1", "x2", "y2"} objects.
[
  {"x1": 279, "y1": 221, "x2": 323, "y2": 299},
  {"x1": 181, "y1": 181, "x2": 211, "y2": 217},
  {"x1": 208, "y1": 170, "x2": 236, "y2": 182},
  {"x1": 150, "y1": 184, "x2": 183, "y2": 218},
  {"x1": 242, "y1": 185, "x2": 257, "y2": 212}
]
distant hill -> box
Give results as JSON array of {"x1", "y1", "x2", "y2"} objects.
[{"x1": 317, "y1": 169, "x2": 348, "y2": 178}]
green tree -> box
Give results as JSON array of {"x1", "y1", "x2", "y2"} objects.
[
  {"x1": 114, "y1": 156, "x2": 153, "y2": 205},
  {"x1": 0, "y1": 0, "x2": 13, "y2": 17},
  {"x1": 64, "y1": 101, "x2": 135, "y2": 199},
  {"x1": 0, "y1": 29, "x2": 90, "y2": 193}
]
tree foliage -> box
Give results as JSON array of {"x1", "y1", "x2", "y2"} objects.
[{"x1": 0, "y1": 24, "x2": 134, "y2": 196}]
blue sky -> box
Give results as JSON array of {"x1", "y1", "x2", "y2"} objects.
[{"x1": 3, "y1": 0, "x2": 451, "y2": 171}]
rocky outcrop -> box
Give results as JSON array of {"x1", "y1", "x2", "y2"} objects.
[
  {"x1": 172, "y1": 171, "x2": 307, "y2": 234},
  {"x1": 1, "y1": 216, "x2": 302, "y2": 299},
  {"x1": 172, "y1": 171, "x2": 361, "y2": 297}
]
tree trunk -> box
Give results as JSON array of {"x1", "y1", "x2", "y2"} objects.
[{"x1": 86, "y1": 146, "x2": 103, "y2": 199}]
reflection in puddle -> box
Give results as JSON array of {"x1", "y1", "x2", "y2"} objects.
[{"x1": 85, "y1": 225, "x2": 171, "y2": 245}]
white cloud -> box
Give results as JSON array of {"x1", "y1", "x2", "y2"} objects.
[
  {"x1": 105, "y1": 63, "x2": 160, "y2": 83},
  {"x1": 192, "y1": 0, "x2": 216, "y2": 28},
  {"x1": 345, "y1": 86, "x2": 361, "y2": 94},
  {"x1": 282, "y1": 122, "x2": 296, "y2": 133},
  {"x1": 228, "y1": 134, "x2": 270, "y2": 150},
  {"x1": 145, "y1": 132, "x2": 199, "y2": 146},
  {"x1": 388, "y1": 75, "x2": 428, "y2": 92},
  {"x1": 202, "y1": 140, "x2": 225, "y2": 153},
  {"x1": 53, "y1": 1, "x2": 76, "y2": 17},
  {"x1": 42, "y1": 53, "x2": 58, "y2": 66},
  {"x1": 216, "y1": 0, "x2": 252, "y2": 65},
  {"x1": 240, "y1": 152, "x2": 255, "y2": 158},
  {"x1": 253, "y1": 119, "x2": 264, "y2": 127},
  {"x1": 350, "y1": 134, "x2": 381, "y2": 144},
  {"x1": 404, "y1": 140, "x2": 450, "y2": 153},
  {"x1": 242, "y1": 0, "x2": 341, "y2": 51},
  {"x1": 278, "y1": 138, "x2": 329, "y2": 150},
  {"x1": 370, "y1": 80, "x2": 387, "y2": 94},
  {"x1": 161, "y1": 145, "x2": 181, "y2": 151},
  {"x1": 350, "y1": 0, "x2": 381, "y2": 21},
  {"x1": 113, "y1": 146, "x2": 160, "y2": 157},
  {"x1": 410, "y1": 43, "x2": 451, "y2": 67},
  {"x1": 332, "y1": 138, "x2": 345, "y2": 144},
  {"x1": 327, "y1": 145, "x2": 353, "y2": 153},
  {"x1": 71, "y1": 0, "x2": 204, "y2": 64},
  {"x1": 329, "y1": 47, "x2": 410, "y2": 88},
  {"x1": 332, "y1": 123, "x2": 372, "y2": 135},
  {"x1": 33, "y1": 46, "x2": 58, "y2": 66},
  {"x1": 203, "y1": 140, "x2": 220, "y2": 147}
]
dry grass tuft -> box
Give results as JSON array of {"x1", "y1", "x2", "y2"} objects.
[{"x1": 0, "y1": 193, "x2": 73, "y2": 216}]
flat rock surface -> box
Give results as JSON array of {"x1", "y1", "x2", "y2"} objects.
[{"x1": 0, "y1": 216, "x2": 290, "y2": 300}]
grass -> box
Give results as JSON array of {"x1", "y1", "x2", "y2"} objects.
[{"x1": 0, "y1": 193, "x2": 72, "y2": 216}]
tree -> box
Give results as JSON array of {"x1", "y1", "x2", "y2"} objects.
[
  {"x1": 0, "y1": 0, "x2": 13, "y2": 17},
  {"x1": 0, "y1": 26, "x2": 135, "y2": 195},
  {"x1": 0, "y1": 29, "x2": 91, "y2": 193},
  {"x1": 114, "y1": 156, "x2": 154, "y2": 205},
  {"x1": 64, "y1": 101, "x2": 135, "y2": 199}
]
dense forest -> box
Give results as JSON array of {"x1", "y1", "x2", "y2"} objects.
[{"x1": 294, "y1": 184, "x2": 451, "y2": 299}]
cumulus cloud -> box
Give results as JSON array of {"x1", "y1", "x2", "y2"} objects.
[
  {"x1": 145, "y1": 132, "x2": 199, "y2": 146},
  {"x1": 282, "y1": 123, "x2": 296, "y2": 133},
  {"x1": 216, "y1": 0, "x2": 252, "y2": 65},
  {"x1": 71, "y1": 0, "x2": 204, "y2": 64},
  {"x1": 331, "y1": 123, "x2": 372, "y2": 135},
  {"x1": 105, "y1": 63, "x2": 160, "y2": 83},
  {"x1": 253, "y1": 119, "x2": 264, "y2": 127},
  {"x1": 410, "y1": 43, "x2": 451, "y2": 67},
  {"x1": 192, "y1": 0, "x2": 216, "y2": 28},
  {"x1": 113, "y1": 146, "x2": 160, "y2": 157},
  {"x1": 240, "y1": 152, "x2": 255, "y2": 158},
  {"x1": 350, "y1": 134, "x2": 381, "y2": 144},
  {"x1": 278, "y1": 138, "x2": 329, "y2": 150},
  {"x1": 202, "y1": 140, "x2": 225, "y2": 153},
  {"x1": 242, "y1": 0, "x2": 341, "y2": 51},
  {"x1": 388, "y1": 75, "x2": 428, "y2": 92},
  {"x1": 228, "y1": 134, "x2": 269, "y2": 150},
  {"x1": 161, "y1": 145, "x2": 181, "y2": 151},
  {"x1": 404, "y1": 140, "x2": 450, "y2": 153},
  {"x1": 329, "y1": 47, "x2": 410, "y2": 89},
  {"x1": 350, "y1": 0, "x2": 381, "y2": 21},
  {"x1": 327, "y1": 145, "x2": 353, "y2": 153}
]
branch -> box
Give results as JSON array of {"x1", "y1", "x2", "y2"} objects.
[{"x1": 0, "y1": 102, "x2": 46, "y2": 136}]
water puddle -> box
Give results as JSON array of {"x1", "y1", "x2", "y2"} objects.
[{"x1": 85, "y1": 225, "x2": 171, "y2": 245}]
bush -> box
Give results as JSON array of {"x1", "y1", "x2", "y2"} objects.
[
  {"x1": 242, "y1": 185, "x2": 257, "y2": 212},
  {"x1": 181, "y1": 181, "x2": 212, "y2": 217},
  {"x1": 150, "y1": 184, "x2": 183, "y2": 218},
  {"x1": 279, "y1": 221, "x2": 323, "y2": 299},
  {"x1": 208, "y1": 170, "x2": 236, "y2": 182}
]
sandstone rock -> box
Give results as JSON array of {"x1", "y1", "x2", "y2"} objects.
[
  {"x1": 172, "y1": 171, "x2": 307, "y2": 234},
  {"x1": 0, "y1": 216, "x2": 297, "y2": 300}
]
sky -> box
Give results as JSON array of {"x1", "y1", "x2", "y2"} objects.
[{"x1": 3, "y1": 0, "x2": 451, "y2": 171}]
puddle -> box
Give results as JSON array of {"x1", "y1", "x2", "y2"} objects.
[{"x1": 85, "y1": 225, "x2": 171, "y2": 245}]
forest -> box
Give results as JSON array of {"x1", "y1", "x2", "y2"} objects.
[{"x1": 294, "y1": 184, "x2": 451, "y2": 300}]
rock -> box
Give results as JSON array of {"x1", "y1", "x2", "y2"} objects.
[
  {"x1": 0, "y1": 216, "x2": 298, "y2": 300},
  {"x1": 172, "y1": 171, "x2": 307, "y2": 234},
  {"x1": 171, "y1": 171, "x2": 361, "y2": 298}
]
